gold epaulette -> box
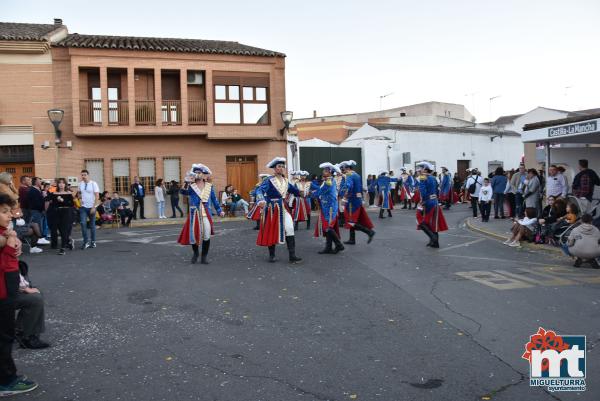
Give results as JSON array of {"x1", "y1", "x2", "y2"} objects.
[
  {"x1": 325, "y1": 178, "x2": 332, "y2": 186},
  {"x1": 418, "y1": 175, "x2": 427, "y2": 181}
]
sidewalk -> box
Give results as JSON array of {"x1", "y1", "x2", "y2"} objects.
[{"x1": 465, "y1": 216, "x2": 565, "y2": 256}]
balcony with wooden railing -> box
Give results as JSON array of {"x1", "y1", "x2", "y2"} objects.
[
  {"x1": 108, "y1": 100, "x2": 129, "y2": 125},
  {"x1": 188, "y1": 100, "x2": 207, "y2": 125},
  {"x1": 135, "y1": 100, "x2": 156, "y2": 125},
  {"x1": 161, "y1": 100, "x2": 182, "y2": 125},
  {"x1": 79, "y1": 100, "x2": 102, "y2": 126}
]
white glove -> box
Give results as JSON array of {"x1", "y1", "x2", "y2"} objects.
[{"x1": 16, "y1": 218, "x2": 25, "y2": 227}]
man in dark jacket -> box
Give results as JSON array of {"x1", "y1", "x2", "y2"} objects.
[
  {"x1": 572, "y1": 159, "x2": 600, "y2": 201},
  {"x1": 130, "y1": 176, "x2": 145, "y2": 220}
]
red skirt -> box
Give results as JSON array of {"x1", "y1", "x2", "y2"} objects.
[
  {"x1": 344, "y1": 204, "x2": 374, "y2": 230},
  {"x1": 378, "y1": 193, "x2": 394, "y2": 210},
  {"x1": 177, "y1": 206, "x2": 214, "y2": 245},
  {"x1": 399, "y1": 186, "x2": 412, "y2": 201},
  {"x1": 293, "y1": 197, "x2": 310, "y2": 222},
  {"x1": 314, "y1": 213, "x2": 339, "y2": 238},
  {"x1": 246, "y1": 202, "x2": 262, "y2": 221},
  {"x1": 256, "y1": 201, "x2": 289, "y2": 246},
  {"x1": 412, "y1": 189, "x2": 421, "y2": 204},
  {"x1": 416, "y1": 205, "x2": 448, "y2": 233}
]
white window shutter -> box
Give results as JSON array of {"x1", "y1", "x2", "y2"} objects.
[
  {"x1": 164, "y1": 159, "x2": 180, "y2": 182},
  {"x1": 85, "y1": 160, "x2": 104, "y2": 192},
  {"x1": 138, "y1": 159, "x2": 155, "y2": 177},
  {"x1": 113, "y1": 160, "x2": 129, "y2": 177}
]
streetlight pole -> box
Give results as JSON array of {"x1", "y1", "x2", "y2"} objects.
[
  {"x1": 47, "y1": 109, "x2": 64, "y2": 179},
  {"x1": 280, "y1": 111, "x2": 296, "y2": 171}
]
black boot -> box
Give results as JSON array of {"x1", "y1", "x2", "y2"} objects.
[
  {"x1": 339, "y1": 212, "x2": 345, "y2": 227},
  {"x1": 419, "y1": 223, "x2": 434, "y2": 247},
  {"x1": 402, "y1": 200, "x2": 407, "y2": 209},
  {"x1": 408, "y1": 202, "x2": 413, "y2": 210},
  {"x1": 306, "y1": 216, "x2": 311, "y2": 230},
  {"x1": 294, "y1": 221, "x2": 299, "y2": 231},
  {"x1": 254, "y1": 220, "x2": 260, "y2": 230},
  {"x1": 286, "y1": 236, "x2": 302, "y2": 263},
  {"x1": 318, "y1": 232, "x2": 334, "y2": 254},
  {"x1": 355, "y1": 223, "x2": 375, "y2": 244},
  {"x1": 344, "y1": 229, "x2": 356, "y2": 245},
  {"x1": 191, "y1": 244, "x2": 199, "y2": 264},
  {"x1": 330, "y1": 230, "x2": 345, "y2": 253},
  {"x1": 268, "y1": 245, "x2": 277, "y2": 263},
  {"x1": 200, "y1": 240, "x2": 210, "y2": 264},
  {"x1": 387, "y1": 210, "x2": 392, "y2": 217},
  {"x1": 379, "y1": 209, "x2": 385, "y2": 219},
  {"x1": 431, "y1": 232, "x2": 440, "y2": 248}
]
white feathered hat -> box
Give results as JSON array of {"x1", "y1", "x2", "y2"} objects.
[
  {"x1": 266, "y1": 157, "x2": 286, "y2": 169},
  {"x1": 416, "y1": 161, "x2": 434, "y2": 171},
  {"x1": 259, "y1": 173, "x2": 270, "y2": 179},
  {"x1": 319, "y1": 162, "x2": 341, "y2": 175},
  {"x1": 340, "y1": 160, "x2": 357, "y2": 168}
]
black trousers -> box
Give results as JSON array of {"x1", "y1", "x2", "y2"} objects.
[
  {"x1": 118, "y1": 209, "x2": 134, "y2": 225},
  {"x1": 479, "y1": 201, "x2": 491, "y2": 221},
  {"x1": 132, "y1": 197, "x2": 145, "y2": 219},
  {"x1": 15, "y1": 292, "x2": 45, "y2": 338},
  {"x1": 48, "y1": 207, "x2": 73, "y2": 249},
  {"x1": 368, "y1": 192, "x2": 375, "y2": 206},
  {"x1": 171, "y1": 197, "x2": 183, "y2": 217},
  {"x1": 470, "y1": 196, "x2": 479, "y2": 217},
  {"x1": 0, "y1": 271, "x2": 19, "y2": 386}
]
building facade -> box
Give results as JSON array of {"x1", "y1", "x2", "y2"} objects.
[{"x1": 0, "y1": 20, "x2": 289, "y2": 217}]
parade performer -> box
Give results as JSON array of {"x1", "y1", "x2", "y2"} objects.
[
  {"x1": 439, "y1": 167, "x2": 453, "y2": 210},
  {"x1": 416, "y1": 162, "x2": 448, "y2": 248},
  {"x1": 255, "y1": 157, "x2": 302, "y2": 264},
  {"x1": 400, "y1": 168, "x2": 416, "y2": 210},
  {"x1": 341, "y1": 160, "x2": 376, "y2": 244},
  {"x1": 292, "y1": 171, "x2": 312, "y2": 230},
  {"x1": 247, "y1": 173, "x2": 270, "y2": 230},
  {"x1": 335, "y1": 163, "x2": 347, "y2": 227},
  {"x1": 311, "y1": 163, "x2": 344, "y2": 254},
  {"x1": 376, "y1": 171, "x2": 397, "y2": 218},
  {"x1": 177, "y1": 164, "x2": 224, "y2": 264}
]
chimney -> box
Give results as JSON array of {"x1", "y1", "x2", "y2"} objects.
[
  {"x1": 313, "y1": 110, "x2": 317, "y2": 118},
  {"x1": 54, "y1": 18, "x2": 63, "y2": 25}
]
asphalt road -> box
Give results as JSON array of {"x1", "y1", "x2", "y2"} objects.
[{"x1": 11, "y1": 205, "x2": 600, "y2": 401}]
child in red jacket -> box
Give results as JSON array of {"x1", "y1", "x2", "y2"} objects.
[{"x1": 0, "y1": 194, "x2": 38, "y2": 396}]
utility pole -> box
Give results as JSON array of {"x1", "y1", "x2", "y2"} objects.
[{"x1": 489, "y1": 95, "x2": 501, "y2": 124}]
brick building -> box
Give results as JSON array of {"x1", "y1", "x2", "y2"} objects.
[{"x1": 0, "y1": 19, "x2": 288, "y2": 217}]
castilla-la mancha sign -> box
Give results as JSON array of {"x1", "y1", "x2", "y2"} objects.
[{"x1": 548, "y1": 121, "x2": 597, "y2": 138}]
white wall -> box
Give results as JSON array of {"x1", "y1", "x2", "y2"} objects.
[
  {"x1": 342, "y1": 126, "x2": 523, "y2": 178},
  {"x1": 509, "y1": 108, "x2": 569, "y2": 133}
]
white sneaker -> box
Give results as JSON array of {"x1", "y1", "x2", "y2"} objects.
[
  {"x1": 37, "y1": 238, "x2": 50, "y2": 245},
  {"x1": 508, "y1": 241, "x2": 521, "y2": 248},
  {"x1": 503, "y1": 239, "x2": 512, "y2": 245},
  {"x1": 30, "y1": 246, "x2": 43, "y2": 254}
]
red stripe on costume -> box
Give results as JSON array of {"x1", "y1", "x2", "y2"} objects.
[
  {"x1": 344, "y1": 205, "x2": 374, "y2": 230},
  {"x1": 416, "y1": 205, "x2": 448, "y2": 232}
]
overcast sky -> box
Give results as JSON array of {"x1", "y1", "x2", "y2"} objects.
[{"x1": 5, "y1": 0, "x2": 600, "y2": 121}]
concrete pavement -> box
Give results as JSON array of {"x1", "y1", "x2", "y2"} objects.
[{"x1": 11, "y1": 204, "x2": 599, "y2": 401}]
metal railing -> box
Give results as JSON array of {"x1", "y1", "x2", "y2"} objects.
[
  {"x1": 108, "y1": 100, "x2": 129, "y2": 125},
  {"x1": 80, "y1": 99, "x2": 102, "y2": 125},
  {"x1": 161, "y1": 100, "x2": 182, "y2": 125},
  {"x1": 188, "y1": 100, "x2": 207, "y2": 124},
  {"x1": 135, "y1": 100, "x2": 156, "y2": 125}
]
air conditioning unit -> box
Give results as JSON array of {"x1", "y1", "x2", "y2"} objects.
[{"x1": 187, "y1": 71, "x2": 204, "y2": 85}]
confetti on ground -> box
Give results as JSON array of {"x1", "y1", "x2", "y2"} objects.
[
  {"x1": 437, "y1": 320, "x2": 443, "y2": 324},
  {"x1": 349, "y1": 395, "x2": 357, "y2": 399},
  {"x1": 457, "y1": 332, "x2": 464, "y2": 336},
  {"x1": 165, "y1": 356, "x2": 173, "y2": 361}
]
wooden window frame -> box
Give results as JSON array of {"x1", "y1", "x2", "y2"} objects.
[
  {"x1": 213, "y1": 77, "x2": 270, "y2": 126},
  {"x1": 84, "y1": 158, "x2": 105, "y2": 192}
]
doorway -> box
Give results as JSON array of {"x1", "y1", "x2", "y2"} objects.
[
  {"x1": 226, "y1": 155, "x2": 258, "y2": 199},
  {"x1": 456, "y1": 160, "x2": 471, "y2": 181}
]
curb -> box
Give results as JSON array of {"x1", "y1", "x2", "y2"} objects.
[{"x1": 464, "y1": 217, "x2": 565, "y2": 256}]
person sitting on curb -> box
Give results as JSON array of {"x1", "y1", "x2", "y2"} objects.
[
  {"x1": 503, "y1": 207, "x2": 538, "y2": 248},
  {"x1": 562, "y1": 214, "x2": 600, "y2": 268}
]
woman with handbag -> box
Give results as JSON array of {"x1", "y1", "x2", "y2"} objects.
[{"x1": 45, "y1": 178, "x2": 75, "y2": 255}]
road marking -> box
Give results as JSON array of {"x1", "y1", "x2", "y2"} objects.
[
  {"x1": 439, "y1": 238, "x2": 486, "y2": 252},
  {"x1": 494, "y1": 269, "x2": 576, "y2": 287},
  {"x1": 455, "y1": 271, "x2": 534, "y2": 290}
]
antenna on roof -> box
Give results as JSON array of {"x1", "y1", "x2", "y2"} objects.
[{"x1": 379, "y1": 92, "x2": 394, "y2": 110}]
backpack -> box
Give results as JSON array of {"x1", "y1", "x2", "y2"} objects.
[{"x1": 468, "y1": 176, "x2": 479, "y2": 194}]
